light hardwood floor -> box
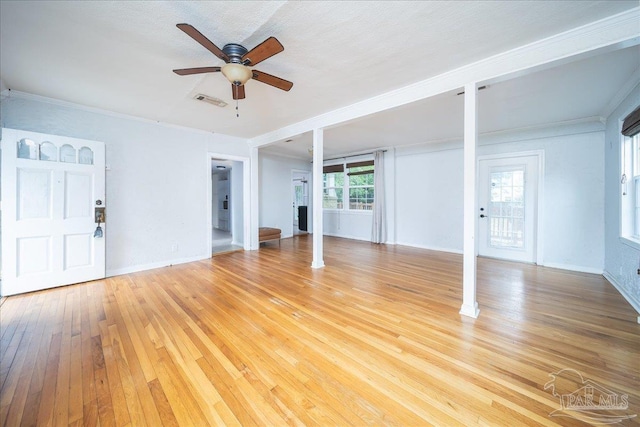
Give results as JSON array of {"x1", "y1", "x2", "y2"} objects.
[{"x1": 1, "y1": 235, "x2": 639, "y2": 426}]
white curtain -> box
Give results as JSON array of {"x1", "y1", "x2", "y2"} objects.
[{"x1": 371, "y1": 150, "x2": 386, "y2": 243}]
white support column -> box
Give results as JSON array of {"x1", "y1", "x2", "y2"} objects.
[
  {"x1": 460, "y1": 82, "x2": 480, "y2": 318},
  {"x1": 249, "y1": 146, "x2": 260, "y2": 250},
  {"x1": 311, "y1": 128, "x2": 325, "y2": 269}
]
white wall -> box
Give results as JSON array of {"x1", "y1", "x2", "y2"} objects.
[
  {"x1": 259, "y1": 153, "x2": 312, "y2": 237},
  {"x1": 393, "y1": 124, "x2": 605, "y2": 272},
  {"x1": 324, "y1": 211, "x2": 372, "y2": 241},
  {"x1": 0, "y1": 94, "x2": 250, "y2": 276},
  {"x1": 603, "y1": 83, "x2": 640, "y2": 313},
  {"x1": 481, "y1": 130, "x2": 605, "y2": 272},
  {"x1": 395, "y1": 148, "x2": 463, "y2": 252}
]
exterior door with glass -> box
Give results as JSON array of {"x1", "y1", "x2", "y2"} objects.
[
  {"x1": 292, "y1": 173, "x2": 309, "y2": 231},
  {"x1": 478, "y1": 154, "x2": 539, "y2": 263},
  {"x1": 1, "y1": 128, "x2": 106, "y2": 296}
]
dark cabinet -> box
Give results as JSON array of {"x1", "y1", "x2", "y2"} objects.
[{"x1": 298, "y1": 206, "x2": 308, "y2": 231}]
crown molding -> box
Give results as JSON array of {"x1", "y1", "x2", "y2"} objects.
[
  {"x1": 394, "y1": 117, "x2": 605, "y2": 157},
  {"x1": 0, "y1": 89, "x2": 230, "y2": 138}
]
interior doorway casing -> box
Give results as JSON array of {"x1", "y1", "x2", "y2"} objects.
[
  {"x1": 292, "y1": 170, "x2": 311, "y2": 235},
  {"x1": 206, "y1": 153, "x2": 251, "y2": 253},
  {"x1": 477, "y1": 150, "x2": 545, "y2": 264}
]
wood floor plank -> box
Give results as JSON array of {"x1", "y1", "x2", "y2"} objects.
[{"x1": 1, "y1": 235, "x2": 638, "y2": 426}]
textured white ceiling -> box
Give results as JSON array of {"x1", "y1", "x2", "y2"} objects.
[
  {"x1": 263, "y1": 46, "x2": 640, "y2": 159},
  {"x1": 1, "y1": 1, "x2": 638, "y2": 150}
]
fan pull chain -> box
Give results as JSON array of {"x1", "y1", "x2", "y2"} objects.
[{"x1": 236, "y1": 99, "x2": 239, "y2": 118}]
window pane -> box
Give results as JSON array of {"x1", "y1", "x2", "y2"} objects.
[
  {"x1": 323, "y1": 172, "x2": 344, "y2": 187},
  {"x1": 60, "y1": 144, "x2": 77, "y2": 163},
  {"x1": 323, "y1": 172, "x2": 344, "y2": 209},
  {"x1": 323, "y1": 188, "x2": 343, "y2": 209},
  {"x1": 78, "y1": 147, "x2": 94, "y2": 165},
  {"x1": 349, "y1": 171, "x2": 373, "y2": 186},
  {"x1": 349, "y1": 187, "x2": 374, "y2": 210},
  {"x1": 40, "y1": 141, "x2": 57, "y2": 161},
  {"x1": 489, "y1": 167, "x2": 525, "y2": 249},
  {"x1": 18, "y1": 139, "x2": 38, "y2": 160}
]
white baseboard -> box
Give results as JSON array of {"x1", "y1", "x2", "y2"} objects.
[
  {"x1": 603, "y1": 270, "x2": 640, "y2": 315},
  {"x1": 106, "y1": 254, "x2": 210, "y2": 277},
  {"x1": 394, "y1": 241, "x2": 463, "y2": 254},
  {"x1": 323, "y1": 232, "x2": 371, "y2": 242},
  {"x1": 541, "y1": 262, "x2": 603, "y2": 275}
]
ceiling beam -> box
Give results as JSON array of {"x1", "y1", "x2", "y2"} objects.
[{"x1": 248, "y1": 7, "x2": 640, "y2": 148}]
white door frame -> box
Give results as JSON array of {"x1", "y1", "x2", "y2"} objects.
[
  {"x1": 477, "y1": 150, "x2": 545, "y2": 264},
  {"x1": 291, "y1": 169, "x2": 311, "y2": 233},
  {"x1": 206, "y1": 153, "x2": 251, "y2": 252}
]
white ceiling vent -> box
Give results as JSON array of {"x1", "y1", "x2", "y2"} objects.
[{"x1": 193, "y1": 93, "x2": 227, "y2": 108}]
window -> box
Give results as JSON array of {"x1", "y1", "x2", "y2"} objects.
[
  {"x1": 621, "y1": 105, "x2": 640, "y2": 242},
  {"x1": 347, "y1": 161, "x2": 374, "y2": 210},
  {"x1": 323, "y1": 164, "x2": 344, "y2": 209},
  {"x1": 622, "y1": 133, "x2": 640, "y2": 238},
  {"x1": 489, "y1": 167, "x2": 525, "y2": 248},
  {"x1": 322, "y1": 160, "x2": 374, "y2": 211}
]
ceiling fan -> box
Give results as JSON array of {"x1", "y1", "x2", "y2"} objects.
[{"x1": 173, "y1": 23, "x2": 293, "y2": 100}]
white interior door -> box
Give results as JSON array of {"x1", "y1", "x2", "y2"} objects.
[
  {"x1": 1, "y1": 128, "x2": 106, "y2": 296},
  {"x1": 478, "y1": 154, "x2": 539, "y2": 263}
]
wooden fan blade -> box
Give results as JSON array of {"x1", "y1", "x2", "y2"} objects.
[
  {"x1": 251, "y1": 70, "x2": 293, "y2": 91},
  {"x1": 176, "y1": 23, "x2": 229, "y2": 62},
  {"x1": 242, "y1": 37, "x2": 284, "y2": 66},
  {"x1": 232, "y1": 84, "x2": 245, "y2": 100},
  {"x1": 173, "y1": 66, "x2": 221, "y2": 76}
]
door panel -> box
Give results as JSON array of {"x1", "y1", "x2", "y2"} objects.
[
  {"x1": 64, "y1": 233, "x2": 93, "y2": 269},
  {"x1": 18, "y1": 169, "x2": 52, "y2": 219},
  {"x1": 2, "y1": 128, "x2": 106, "y2": 296},
  {"x1": 478, "y1": 155, "x2": 539, "y2": 263},
  {"x1": 65, "y1": 172, "x2": 93, "y2": 218},
  {"x1": 17, "y1": 236, "x2": 52, "y2": 275}
]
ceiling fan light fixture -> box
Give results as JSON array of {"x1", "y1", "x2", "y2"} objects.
[{"x1": 221, "y1": 63, "x2": 252, "y2": 85}]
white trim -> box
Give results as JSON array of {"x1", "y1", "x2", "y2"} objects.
[
  {"x1": 249, "y1": 7, "x2": 640, "y2": 148},
  {"x1": 603, "y1": 270, "x2": 640, "y2": 315},
  {"x1": 311, "y1": 129, "x2": 325, "y2": 269},
  {"x1": 250, "y1": 147, "x2": 260, "y2": 250},
  {"x1": 106, "y1": 254, "x2": 210, "y2": 277},
  {"x1": 206, "y1": 152, "x2": 252, "y2": 255},
  {"x1": 541, "y1": 262, "x2": 603, "y2": 275},
  {"x1": 323, "y1": 232, "x2": 371, "y2": 242},
  {"x1": 394, "y1": 118, "x2": 604, "y2": 157},
  {"x1": 460, "y1": 302, "x2": 480, "y2": 319},
  {"x1": 393, "y1": 241, "x2": 463, "y2": 255},
  {"x1": 323, "y1": 209, "x2": 372, "y2": 215},
  {"x1": 461, "y1": 82, "x2": 479, "y2": 319},
  {"x1": 620, "y1": 236, "x2": 640, "y2": 251}
]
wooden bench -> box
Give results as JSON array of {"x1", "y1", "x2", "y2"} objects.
[{"x1": 259, "y1": 227, "x2": 281, "y2": 246}]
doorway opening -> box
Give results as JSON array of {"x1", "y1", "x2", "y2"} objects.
[
  {"x1": 292, "y1": 170, "x2": 310, "y2": 236},
  {"x1": 477, "y1": 151, "x2": 543, "y2": 264},
  {"x1": 211, "y1": 158, "x2": 243, "y2": 255}
]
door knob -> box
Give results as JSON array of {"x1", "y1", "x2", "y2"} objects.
[{"x1": 480, "y1": 214, "x2": 486, "y2": 218}]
